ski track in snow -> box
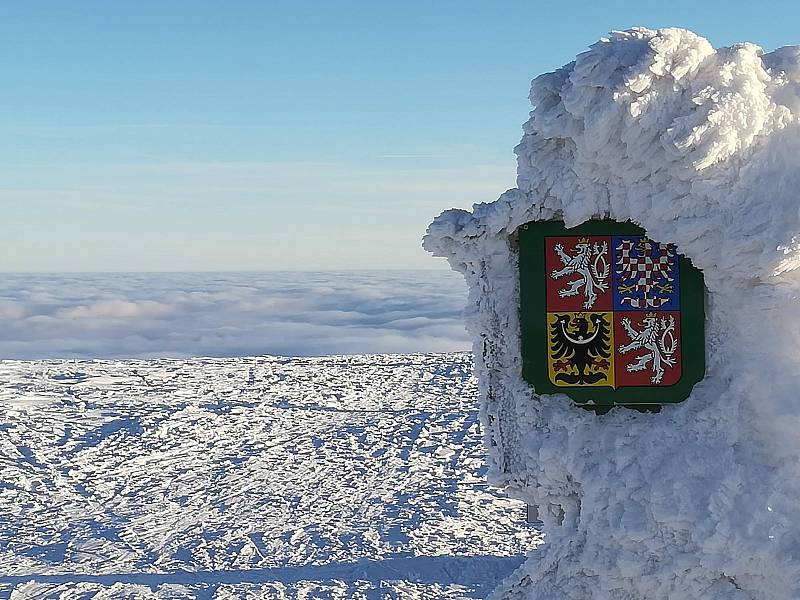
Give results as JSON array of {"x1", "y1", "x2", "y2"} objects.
[{"x1": 0, "y1": 353, "x2": 540, "y2": 599}]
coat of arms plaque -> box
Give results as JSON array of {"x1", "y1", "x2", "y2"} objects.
[{"x1": 518, "y1": 220, "x2": 705, "y2": 411}]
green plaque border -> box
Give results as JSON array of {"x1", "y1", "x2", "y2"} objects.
[{"x1": 518, "y1": 219, "x2": 706, "y2": 413}]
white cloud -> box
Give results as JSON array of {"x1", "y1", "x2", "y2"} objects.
[
  {"x1": 0, "y1": 303, "x2": 26, "y2": 319},
  {"x1": 56, "y1": 299, "x2": 174, "y2": 319},
  {"x1": 0, "y1": 271, "x2": 469, "y2": 359}
]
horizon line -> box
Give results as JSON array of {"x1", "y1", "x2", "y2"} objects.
[{"x1": 0, "y1": 267, "x2": 453, "y2": 276}]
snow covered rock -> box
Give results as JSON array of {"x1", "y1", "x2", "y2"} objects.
[{"x1": 424, "y1": 27, "x2": 800, "y2": 599}]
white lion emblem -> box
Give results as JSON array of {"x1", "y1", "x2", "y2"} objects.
[
  {"x1": 618, "y1": 314, "x2": 678, "y2": 384},
  {"x1": 551, "y1": 239, "x2": 610, "y2": 309}
]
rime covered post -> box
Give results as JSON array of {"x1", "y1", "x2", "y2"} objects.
[{"x1": 424, "y1": 27, "x2": 800, "y2": 599}]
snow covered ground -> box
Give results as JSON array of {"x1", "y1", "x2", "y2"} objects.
[{"x1": 0, "y1": 353, "x2": 539, "y2": 599}]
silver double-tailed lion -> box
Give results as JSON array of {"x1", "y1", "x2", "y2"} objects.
[
  {"x1": 551, "y1": 239, "x2": 610, "y2": 309},
  {"x1": 618, "y1": 314, "x2": 677, "y2": 384}
]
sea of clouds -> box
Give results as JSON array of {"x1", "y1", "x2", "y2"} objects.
[{"x1": 0, "y1": 271, "x2": 469, "y2": 359}]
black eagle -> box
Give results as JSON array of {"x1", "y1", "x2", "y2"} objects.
[{"x1": 550, "y1": 313, "x2": 611, "y2": 385}]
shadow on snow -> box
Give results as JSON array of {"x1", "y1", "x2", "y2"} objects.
[{"x1": 0, "y1": 554, "x2": 525, "y2": 589}]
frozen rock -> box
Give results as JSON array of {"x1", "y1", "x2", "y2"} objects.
[{"x1": 425, "y1": 27, "x2": 800, "y2": 599}]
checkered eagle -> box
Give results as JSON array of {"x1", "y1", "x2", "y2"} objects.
[{"x1": 616, "y1": 239, "x2": 676, "y2": 308}]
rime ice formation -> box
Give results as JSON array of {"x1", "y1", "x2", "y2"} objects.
[{"x1": 424, "y1": 28, "x2": 800, "y2": 599}]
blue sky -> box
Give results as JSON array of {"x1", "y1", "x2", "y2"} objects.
[{"x1": 2, "y1": 1, "x2": 798, "y2": 272}]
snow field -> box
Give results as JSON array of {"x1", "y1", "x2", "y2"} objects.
[{"x1": 0, "y1": 353, "x2": 539, "y2": 599}]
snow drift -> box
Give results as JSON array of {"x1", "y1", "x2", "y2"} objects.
[{"x1": 424, "y1": 27, "x2": 800, "y2": 599}]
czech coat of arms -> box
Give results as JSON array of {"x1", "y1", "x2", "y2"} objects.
[{"x1": 518, "y1": 220, "x2": 705, "y2": 410}]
